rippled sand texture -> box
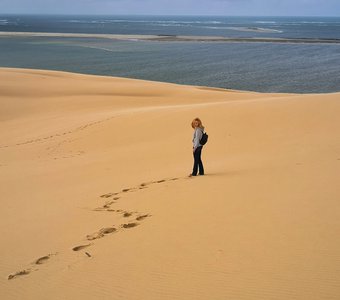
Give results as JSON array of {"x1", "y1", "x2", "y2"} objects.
[{"x1": 0, "y1": 68, "x2": 339, "y2": 300}]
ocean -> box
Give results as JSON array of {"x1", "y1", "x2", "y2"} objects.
[{"x1": 1, "y1": 15, "x2": 340, "y2": 93}]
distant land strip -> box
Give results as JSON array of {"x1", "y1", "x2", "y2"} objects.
[{"x1": 1, "y1": 31, "x2": 340, "y2": 44}]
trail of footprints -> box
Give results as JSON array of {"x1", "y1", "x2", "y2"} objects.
[
  {"x1": 8, "y1": 177, "x2": 179, "y2": 280},
  {"x1": 1, "y1": 115, "x2": 117, "y2": 149},
  {"x1": 7, "y1": 253, "x2": 57, "y2": 280}
]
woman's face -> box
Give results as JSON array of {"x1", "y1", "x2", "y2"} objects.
[{"x1": 194, "y1": 120, "x2": 199, "y2": 128}]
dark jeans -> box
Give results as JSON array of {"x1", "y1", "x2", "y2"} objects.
[{"x1": 192, "y1": 146, "x2": 204, "y2": 176}]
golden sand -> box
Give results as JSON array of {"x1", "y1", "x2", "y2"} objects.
[{"x1": 0, "y1": 68, "x2": 339, "y2": 299}]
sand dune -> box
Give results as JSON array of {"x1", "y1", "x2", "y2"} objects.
[{"x1": 0, "y1": 68, "x2": 339, "y2": 299}]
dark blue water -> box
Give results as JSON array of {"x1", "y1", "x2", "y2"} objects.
[
  {"x1": 1, "y1": 15, "x2": 340, "y2": 39},
  {"x1": 1, "y1": 15, "x2": 340, "y2": 93}
]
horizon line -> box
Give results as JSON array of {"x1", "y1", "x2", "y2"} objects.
[{"x1": 1, "y1": 13, "x2": 340, "y2": 18}]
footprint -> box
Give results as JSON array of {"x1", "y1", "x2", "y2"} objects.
[
  {"x1": 100, "y1": 227, "x2": 116, "y2": 234},
  {"x1": 35, "y1": 253, "x2": 57, "y2": 265},
  {"x1": 35, "y1": 255, "x2": 50, "y2": 265},
  {"x1": 123, "y1": 212, "x2": 133, "y2": 217},
  {"x1": 87, "y1": 233, "x2": 103, "y2": 241},
  {"x1": 8, "y1": 269, "x2": 31, "y2": 280},
  {"x1": 87, "y1": 227, "x2": 117, "y2": 241},
  {"x1": 93, "y1": 207, "x2": 105, "y2": 211},
  {"x1": 140, "y1": 182, "x2": 152, "y2": 187},
  {"x1": 121, "y1": 222, "x2": 139, "y2": 229},
  {"x1": 100, "y1": 193, "x2": 112, "y2": 198},
  {"x1": 103, "y1": 201, "x2": 115, "y2": 209},
  {"x1": 72, "y1": 244, "x2": 92, "y2": 252},
  {"x1": 100, "y1": 193, "x2": 118, "y2": 198},
  {"x1": 156, "y1": 180, "x2": 166, "y2": 183},
  {"x1": 136, "y1": 214, "x2": 151, "y2": 221},
  {"x1": 122, "y1": 188, "x2": 137, "y2": 193}
]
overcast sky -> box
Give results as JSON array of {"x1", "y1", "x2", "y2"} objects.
[{"x1": 0, "y1": 0, "x2": 339, "y2": 16}]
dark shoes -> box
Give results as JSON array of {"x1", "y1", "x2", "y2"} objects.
[{"x1": 189, "y1": 173, "x2": 204, "y2": 177}]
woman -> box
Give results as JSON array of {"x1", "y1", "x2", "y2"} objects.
[{"x1": 190, "y1": 117, "x2": 205, "y2": 176}]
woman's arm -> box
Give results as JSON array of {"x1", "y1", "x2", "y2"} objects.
[{"x1": 193, "y1": 129, "x2": 203, "y2": 151}]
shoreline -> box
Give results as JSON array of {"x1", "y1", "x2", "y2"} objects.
[{"x1": 1, "y1": 31, "x2": 340, "y2": 44}]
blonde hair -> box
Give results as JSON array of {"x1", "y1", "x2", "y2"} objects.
[{"x1": 191, "y1": 117, "x2": 203, "y2": 129}]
